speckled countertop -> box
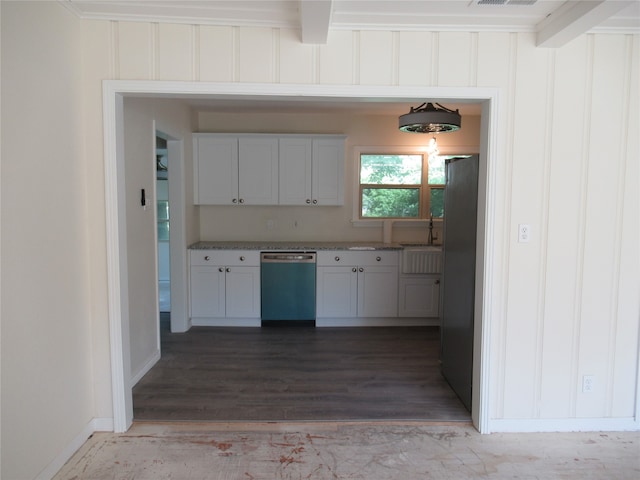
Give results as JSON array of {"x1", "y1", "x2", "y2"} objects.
[{"x1": 189, "y1": 241, "x2": 405, "y2": 251}]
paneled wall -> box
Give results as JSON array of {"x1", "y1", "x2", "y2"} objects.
[
  {"x1": 92, "y1": 21, "x2": 638, "y2": 428},
  {"x1": 2, "y1": 3, "x2": 637, "y2": 477}
]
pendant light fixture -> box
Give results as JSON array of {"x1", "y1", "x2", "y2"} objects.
[{"x1": 399, "y1": 102, "x2": 461, "y2": 133}]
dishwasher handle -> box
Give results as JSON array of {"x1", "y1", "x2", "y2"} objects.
[{"x1": 261, "y1": 252, "x2": 316, "y2": 263}]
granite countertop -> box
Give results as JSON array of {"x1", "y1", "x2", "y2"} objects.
[{"x1": 189, "y1": 241, "x2": 405, "y2": 251}]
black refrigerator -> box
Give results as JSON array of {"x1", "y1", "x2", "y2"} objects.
[{"x1": 440, "y1": 155, "x2": 479, "y2": 412}]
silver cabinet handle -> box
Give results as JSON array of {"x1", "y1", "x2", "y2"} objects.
[
  {"x1": 335, "y1": 256, "x2": 340, "y2": 262},
  {"x1": 359, "y1": 267, "x2": 364, "y2": 272},
  {"x1": 226, "y1": 267, "x2": 231, "y2": 272},
  {"x1": 376, "y1": 256, "x2": 381, "y2": 262},
  {"x1": 239, "y1": 198, "x2": 245, "y2": 204},
  {"x1": 435, "y1": 279, "x2": 440, "y2": 285},
  {"x1": 306, "y1": 199, "x2": 311, "y2": 204},
  {"x1": 239, "y1": 256, "x2": 245, "y2": 261},
  {"x1": 312, "y1": 199, "x2": 318, "y2": 204},
  {"x1": 218, "y1": 267, "x2": 224, "y2": 272},
  {"x1": 352, "y1": 267, "x2": 357, "y2": 272},
  {"x1": 204, "y1": 255, "x2": 210, "y2": 261},
  {"x1": 232, "y1": 198, "x2": 238, "y2": 204}
]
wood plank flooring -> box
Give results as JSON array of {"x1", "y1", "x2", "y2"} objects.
[{"x1": 133, "y1": 319, "x2": 471, "y2": 422}]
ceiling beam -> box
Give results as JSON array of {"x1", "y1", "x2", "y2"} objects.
[
  {"x1": 536, "y1": 0, "x2": 634, "y2": 48},
  {"x1": 299, "y1": 0, "x2": 333, "y2": 44}
]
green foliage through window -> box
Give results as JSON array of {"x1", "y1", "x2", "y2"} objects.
[{"x1": 360, "y1": 153, "x2": 446, "y2": 219}]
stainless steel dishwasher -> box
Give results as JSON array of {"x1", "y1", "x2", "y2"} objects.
[{"x1": 260, "y1": 252, "x2": 316, "y2": 322}]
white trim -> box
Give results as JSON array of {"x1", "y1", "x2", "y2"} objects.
[
  {"x1": 166, "y1": 138, "x2": 190, "y2": 333},
  {"x1": 130, "y1": 349, "x2": 161, "y2": 388},
  {"x1": 476, "y1": 100, "x2": 499, "y2": 434},
  {"x1": 91, "y1": 417, "x2": 114, "y2": 432},
  {"x1": 191, "y1": 318, "x2": 261, "y2": 327},
  {"x1": 103, "y1": 80, "x2": 499, "y2": 434},
  {"x1": 103, "y1": 85, "x2": 133, "y2": 433},
  {"x1": 34, "y1": 418, "x2": 113, "y2": 480},
  {"x1": 489, "y1": 417, "x2": 640, "y2": 433},
  {"x1": 316, "y1": 317, "x2": 437, "y2": 327}
]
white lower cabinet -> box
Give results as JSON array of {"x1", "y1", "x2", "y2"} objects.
[
  {"x1": 316, "y1": 251, "x2": 399, "y2": 320},
  {"x1": 189, "y1": 250, "x2": 260, "y2": 325},
  {"x1": 398, "y1": 275, "x2": 440, "y2": 318}
]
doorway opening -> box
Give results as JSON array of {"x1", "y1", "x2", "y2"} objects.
[
  {"x1": 156, "y1": 134, "x2": 170, "y2": 316},
  {"x1": 104, "y1": 82, "x2": 498, "y2": 433}
]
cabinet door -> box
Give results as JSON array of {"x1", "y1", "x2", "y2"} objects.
[
  {"x1": 278, "y1": 137, "x2": 313, "y2": 205},
  {"x1": 225, "y1": 266, "x2": 261, "y2": 318},
  {"x1": 316, "y1": 266, "x2": 358, "y2": 317},
  {"x1": 398, "y1": 276, "x2": 440, "y2": 317},
  {"x1": 190, "y1": 265, "x2": 226, "y2": 317},
  {"x1": 358, "y1": 266, "x2": 398, "y2": 317},
  {"x1": 194, "y1": 136, "x2": 238, "y2": 205},
  {"x1": 312, "y1": 138, "x2": 344, "y2": 205},
  {"x1": 238, "y1": 137, "x2": 279, "y2": 205}
]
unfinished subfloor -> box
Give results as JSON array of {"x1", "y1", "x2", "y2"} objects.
[{"x1": 54, "y1": 421, "x2": 639, "y2": 479}]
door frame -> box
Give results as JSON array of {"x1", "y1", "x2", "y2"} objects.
[{"x1": 103, "y1": 81, "x2": 500, "y2": 433}]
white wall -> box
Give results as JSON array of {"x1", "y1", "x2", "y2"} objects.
[
  {"x1": 122, "y1": 98, "x2": 195, "y2": 382},
  {"x1": 196, "y1": 112, "x2": 481, "y2": 244},
  {"x1": 94, "y1": 21, "x2": 639, "y2": 428},
  {"x1": 79, "y1": 18, "x2": 640, "y2": 426},
  {"x1": 0, "y1": 3, "x2": 94, "y2": 479},
  {"x1": 0, "y1": 3, "x2": 638, "y2": 479}
]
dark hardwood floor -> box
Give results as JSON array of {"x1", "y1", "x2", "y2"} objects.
[{"x1": 132, "y1": 316, "x2": 471, "y2": 422}]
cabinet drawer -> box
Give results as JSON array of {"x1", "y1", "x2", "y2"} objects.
[
  {"x1": 317, "y1": 250, "x2": 399, "y2": 266},
  {"x1": 190, "y1": 250, "x2": 259, "y2": 266}
]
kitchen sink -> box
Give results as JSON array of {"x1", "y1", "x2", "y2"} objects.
[{"x1": 401, "y1": 244, "x2": 442, "y2": 274}]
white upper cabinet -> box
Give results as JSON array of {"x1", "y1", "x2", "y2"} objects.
[
  {"x1": 194, "y1": 135, "x2": 238, "y2": 205},
  {"x1": 193, "y1": 134, "x2": 278, "y2": 205},
  {"x1": 194, "y1": 133, "x2": 343, "y2": 206},
  {"x1": 237, "y1": 137, "x2": 279, "y2": 205},
  {"x1": 278, "y1": 137, "x2": 312, "y2": 205},
  {"x1": 279, "y1": 136, "x2": 345, "y2": 206}
]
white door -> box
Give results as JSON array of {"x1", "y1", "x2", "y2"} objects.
[
  {"x1": 278, "y1": 137, "x2": 312, "y2": 205},
  {"x1": 316, "y1": 266, "x2": 358, "y2": 317},
  {"x1": 225, "y1": 266, "x2": 261, "y2": 318},
  {"x1": 312, "y1": 138, "x2": 344, "y2": 205},
  {"x1": 238, "y1": 137, "x2": 279, "y2": 205},
  {"x1": 358, "y1": 266, "x2": 398, "y2": 317},
  {"x1": 194, "y1": 136, "x2": 238, "y2": 205},
  {"x1": 190, "y1": 266, "x2": 226, "y2": 318}
]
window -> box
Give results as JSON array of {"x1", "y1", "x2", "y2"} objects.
[{"x1": 359, "y1": 153, "x2": 445, "y2": 219}]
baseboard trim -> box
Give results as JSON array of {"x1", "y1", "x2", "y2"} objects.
[
  {"x1": 316, "y1": 317, "x2": 436, "y2": 327},
  {"x1": 191, "y1": 317, "x2": 261, "y2": 327},
  {"x1": 130, "y1": 349, "x2": 161, "y2": 388},
  {"x1": 35, "y1": 417, "x2": 114, "y2": 480},
  {"x1": 489, "y1": 417, "x2": 640, "y2": 433}
]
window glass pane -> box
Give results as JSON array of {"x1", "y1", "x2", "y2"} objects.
[
  {"x1": 430, "y1": 188, "x2": 444, "y2": 218},
  {"x1": 427, "y1": 155, "x2": 446, "y2": 184},
  {"x1": 361, "y1": 188, "x2": 420, "y2": 218},
  {"x1": 157, "y1": 200, "x2": 169, "y2": 221},
  {"x1": 360, "y1": 155, "x2": 422, "y2": 185},
  {"x1": 157, "y1": 221, "x2": 170, "y2": 241}
]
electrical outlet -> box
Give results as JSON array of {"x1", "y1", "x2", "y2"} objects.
[
  {"x1": 582, "y1": 375, "x2": 595, "y2": 393},
  {"x1": 518, "y1": 224, "x2": 531, "y2": 243}
]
